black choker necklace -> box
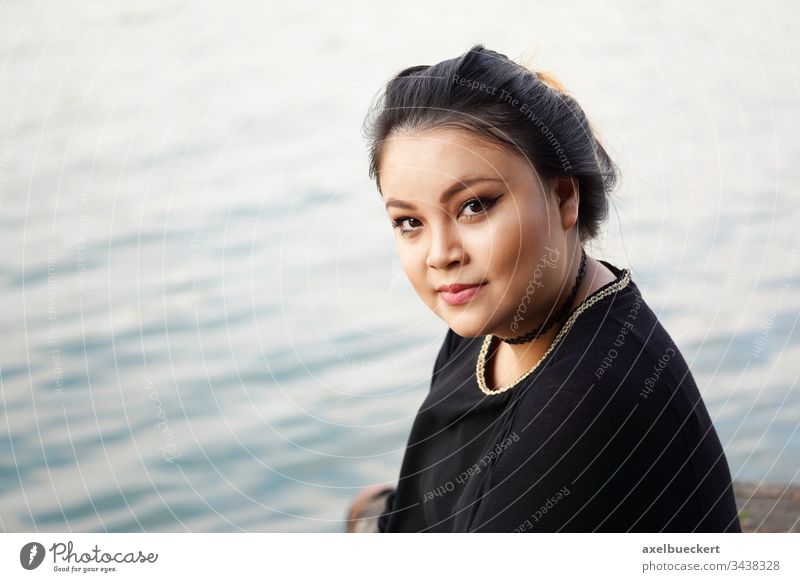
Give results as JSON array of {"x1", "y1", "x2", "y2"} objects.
[{"x1": 500, "y1": 247, "x2": 588, "y2": 345}]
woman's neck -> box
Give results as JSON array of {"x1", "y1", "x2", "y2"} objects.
[{"x1": 492, "y1": 256, "x2": 617, "y2": 378}]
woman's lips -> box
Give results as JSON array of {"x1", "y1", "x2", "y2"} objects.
[{"x1": 439, "y1": 283, "x2": 487, "y2": 306}]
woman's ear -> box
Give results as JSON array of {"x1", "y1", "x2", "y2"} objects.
[{"x1": 552, "y1": 176, "x2": 579, "y2": 231}]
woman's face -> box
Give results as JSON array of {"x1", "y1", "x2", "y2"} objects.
[{"x1": 378, "y1": 126, "x2": 579, "y2": 339}]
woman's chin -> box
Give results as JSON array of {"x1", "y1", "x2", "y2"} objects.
[{"x1": 438, "y1": 317, "x2": 490, "y2": 339}]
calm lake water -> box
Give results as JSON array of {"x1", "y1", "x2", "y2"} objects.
[{"x1": 1, "y1": 0, "x2": 798, "y2": 532}]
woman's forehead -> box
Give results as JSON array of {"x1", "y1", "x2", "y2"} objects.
[
  {"x1": 383, "y1": 126, "x2": 509, "y2": 165},
  {"x1": 379, "y1": 129, "x2": 536, "y2": 196}
]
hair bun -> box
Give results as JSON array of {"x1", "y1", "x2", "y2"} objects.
[{"x1": 535, "y1": 70, "x2": 568, "y2": 94}]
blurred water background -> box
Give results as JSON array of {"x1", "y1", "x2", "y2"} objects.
[{"x1": 1, "y1": 0, "x2": 798, "y2": 532}]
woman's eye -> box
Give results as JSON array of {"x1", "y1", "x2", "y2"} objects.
[
  {"x1": 461, "y1": 196, "x2": 499, "y2": 218},
  {"x1": 391, "y1": 217, "x2": 421, "y2": 237}
]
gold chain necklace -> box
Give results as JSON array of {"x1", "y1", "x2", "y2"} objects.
[{"x1": 476, "y1": 269, "x2": 632, "y2": 396}]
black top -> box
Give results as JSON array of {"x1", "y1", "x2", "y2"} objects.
[{"x1": 378, "y1": 261, "x2": 741, "y2": 532}]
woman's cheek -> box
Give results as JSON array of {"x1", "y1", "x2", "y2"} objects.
[
  {"x1": 485, "y1": 214, "x2": 523, "y2": 265},
  {"x1": 396, "y1": 244, "x2": 416, "y2": 272}
]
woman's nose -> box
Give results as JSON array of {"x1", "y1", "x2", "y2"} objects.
[{"x1": 425, "y1": 222, "x2": 465, "y2": 269}]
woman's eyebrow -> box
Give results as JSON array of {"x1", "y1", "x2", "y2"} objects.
[{"x1": 384, "y1": 176, "x2": 503, "y2": 210}]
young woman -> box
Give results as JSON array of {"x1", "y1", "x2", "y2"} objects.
[{"x1": 354, "y1": 45, "x2": 741, "y2": 532}]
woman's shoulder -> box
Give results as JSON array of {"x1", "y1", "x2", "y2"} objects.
[
  {"x1": 509, "y1": 306, "x2": 700, "y2": 457},
  {"x1": 564, "y1": 268, "x2": 668, "y2": 359},
  {"x1": 533, "y1": 271, "x2": 696, "y2": 408}
]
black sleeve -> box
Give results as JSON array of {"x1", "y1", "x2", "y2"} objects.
[
  {"x1": 378, "y1": 327, "x2": 461, "y2": 532},
  {"x1": 377, "y1": 489, "x2": 396, "y2": 533}
]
